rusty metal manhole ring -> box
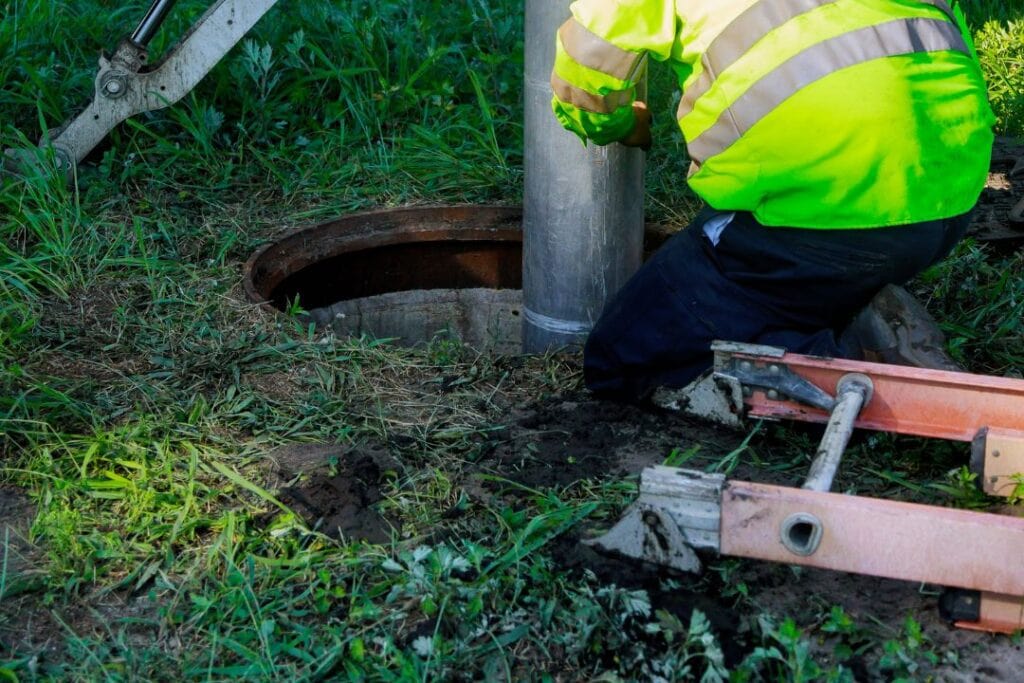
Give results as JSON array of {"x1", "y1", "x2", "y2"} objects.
[{"x1": 243, "y1": 205, "x2": 525, "y2": 351}]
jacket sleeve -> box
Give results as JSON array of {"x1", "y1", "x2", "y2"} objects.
[{"x1": 550, "y1": 0, "x2": 678, "y2": 145}]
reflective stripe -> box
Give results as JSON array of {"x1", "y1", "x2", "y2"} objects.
[
  {"x1": 550, "y1": 72, "x2": 632, "y2": 114},
  {"x1": 687, "y1": 17, "x2": 969, "y2": 162},
  {"x1": 678, "y1": 0, "x2": 960, "y2": 121},
  {"x1": 523, "y1": 307, "x2": 592, "y2": 336},
  {"x1": 919, "y1": 0, "x2": 958, "y2": 24},
  {"x1": 559, "y1": 19, "x2": 641, "y2": 82},
  {"x1": 679, "y1": 0, "x2": 841, "y2": 120}
]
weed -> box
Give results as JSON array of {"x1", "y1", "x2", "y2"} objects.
[
  {"x1": 878, "y1": 616, "x2": 941, "y2": 680},
  {"x1": 928, "y1": 465, "x2": 993, "y2": 508}
]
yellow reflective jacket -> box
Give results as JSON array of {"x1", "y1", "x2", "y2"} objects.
[{"x1": 551, "y1": 0, "x2": 995, "y2": 228}]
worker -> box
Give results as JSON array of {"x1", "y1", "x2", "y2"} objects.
[{"x1": 550, "y1": 0, "x2": 994, "y2": 402}]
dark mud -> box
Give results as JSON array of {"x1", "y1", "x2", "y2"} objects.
[
  {"x1": 484, "y1": 390, "x2": 744, "y2": 490},
  {"x1": 736, "y1": 562, "x2": 1024, "y2": 682},
  {"x1": 968, "y1": 137, "x2": 1024, "y2": 247},
  {"x1": 271, "y1": 443, "x2": 401, "y2": 543}
]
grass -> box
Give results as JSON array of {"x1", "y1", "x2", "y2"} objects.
[{"x1": 1, "y1": 0, "x2": 1023, "y2": 680}]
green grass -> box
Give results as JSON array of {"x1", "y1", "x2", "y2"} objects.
[
  {"x1": 1, "y1": 1, "x2": 1023, "y2": 680},
  {"x1": 962, "y1": 0, "x2": 1024, "y2": 136}
]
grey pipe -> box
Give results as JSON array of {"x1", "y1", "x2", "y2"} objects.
[
  {"x1": 522, "y1": 0, "x2": 645, "y2": 352},
  {"x1": 131, "y1": 0, "x2": 179, "y2": 47},
  {"x1": 803, "y1": 373, "x2": 874, "y2": 492}
]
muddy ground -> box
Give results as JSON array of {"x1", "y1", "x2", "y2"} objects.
[
  {"x1": 272, "y1": 385, "x2": 1023, "y2": 680},
  {"x1": 3, "y1": 141, "x2": 1023, "y2": 679},
  {"x1": 968, "y1": 137, "x2": 1024, "y2": 245},
  {"x1": 266, "y1": 142, "x2": 1024, "y2": 679}
]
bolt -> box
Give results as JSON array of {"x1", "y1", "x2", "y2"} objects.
[
  {"x1": 742, "y1": 386, "x2": 753, "y2": 397},
  {"x1": 104, "y1": 80, "x2": 122, "y2": 95},
  {"x1": 768, "y1": 365, "x2": 780, "y2": 375},
  {"x1": 991, "y1": 476, "x2": 1000, "y2": 484},
  {"x1": 992, "y1": 450, "x2": 1001, "y2": 458},
  {"x1": 767, "y1": 389, "x2": 779, "y2": 400},
  {"x1": 740, "y1": 361, "x2": 752, "y2": 372}
]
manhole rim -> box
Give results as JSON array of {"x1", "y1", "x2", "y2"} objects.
[{"x1": 242, "y1": 203, "x2": 524, "y2": 313}]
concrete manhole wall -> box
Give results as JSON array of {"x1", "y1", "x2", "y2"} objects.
[
  {"x1": 307, "y1": 288, "x2": 523, "y2": 354},
  {"x1": 243, "y1": 206, "x2": 525, "y2": 352}
]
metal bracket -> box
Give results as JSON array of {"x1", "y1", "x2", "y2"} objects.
[
  {"x1": 651, "y1": 371, "x2": 744, "y2": 428},
  {"x1": 717, "y1": 356, "x2": 836, "y2": 411},
  {"x1": 585, "y1": 468, "x2": 725, "y2": 573}
]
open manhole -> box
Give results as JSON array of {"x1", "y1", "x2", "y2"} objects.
[
  {"x1": 244, "y1": 205, "x2": 675, "y2": 353},
  {"x1": 243, "y1": 205, "x2": 525, "y2": 352}
]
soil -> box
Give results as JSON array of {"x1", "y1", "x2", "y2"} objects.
[
  {"x1": 270, "y1": 443, "x2": 402, "y2": 544},
  {"x1": 483, "y1": 394, "x2": 743, "y2": 490},
  {"x1": 545, "y1": 531, "x2": 749, "y2": 665},
  {"x1": 257, "y1": 378, "x2": 1024, "y2": 679},
  {"x1": 968, "y1": 136, "x2": 1024, "y2": 247},
  {"x1": 476, "y1": 390, "x2": 1024, "y2": 680}
]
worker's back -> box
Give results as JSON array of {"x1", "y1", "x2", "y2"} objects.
[{"x1": 553, "y1": 0, "x2": 995, "y2": 229}]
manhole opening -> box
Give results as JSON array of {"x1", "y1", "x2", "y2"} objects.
[
  {"x1": 244, "y1": 206, "x2": 525, "y2": 352},
  {"x1": 244, "y1": 205, "x2": 672, "y2": 353}
]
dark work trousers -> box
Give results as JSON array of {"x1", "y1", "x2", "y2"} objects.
[{"x1": 584, "y1": 208, "x2": 970, "y2": 401}]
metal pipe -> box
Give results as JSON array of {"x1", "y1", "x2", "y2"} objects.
[
  {"x1": 131, "y1": 0, "x2": 179, "y2": 47},
  {"x1": 803, "y1": 373, "x2": 874, "y2": 492},
  {"x1": 522, "y1": 0, "x2": 645, "y2": 352}
]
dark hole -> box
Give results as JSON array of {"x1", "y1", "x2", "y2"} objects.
[
  {"x1": 787, "y1": 521, "x2": 815, "y2": 550},
  {"x1": 269, "y1": 241, "x2": 523, "y2": 310}
]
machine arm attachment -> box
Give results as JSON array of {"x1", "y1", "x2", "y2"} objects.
[{"x1": 8, "y1": 0, "x2": 280, "y2": 174}]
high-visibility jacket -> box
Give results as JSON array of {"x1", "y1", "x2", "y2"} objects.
[{"x1": 551, "y1": 0, "x2": 995, "y2": 229}]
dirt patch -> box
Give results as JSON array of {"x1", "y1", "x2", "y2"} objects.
[
  {"x1": 271, "y1": 443, "x2": 402, "y2": 543},
  {"x1": 482, "y1": 390, "x2": 744, "y2": 490},
  {"x1": 474, "y1": 389, "x2": 1024, "y2": 679},
  {"x1": 737, "y1": 562, "x2": 1024, "y2": 681},
  {"x1": 968, "y1": 136, "x2": 1024, "y2": 246}
]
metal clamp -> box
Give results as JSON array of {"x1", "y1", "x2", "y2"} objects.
[{"x1": 716, "y1": 356, "x2": 836, "y2": 412}]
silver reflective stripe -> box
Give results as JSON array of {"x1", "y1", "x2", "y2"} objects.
[
  {"x1": 679, "y1": 0, "x2": 840, "y2": 120},
  {"x1": 687, "y1": 17, "x2": 968, "y2": 162},
  {"x1": 559, "y1": 19, "x2": 642, "y2": 82},
  {"x1": 918, "y1": 0, "x2": 958, "y2": 24},
  {"x1": 678, "y1": 0, "x2": 960, "y2": 121},
  {"x1": 550, "y1": 72, "x2": 632, "y2": 114},
  {"x1": 522, "y1": 307, "x2": 592, "y2": 336}
]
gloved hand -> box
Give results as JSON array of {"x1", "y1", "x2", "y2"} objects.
[{"x1": 620, "y1": 101, "x2": 652, "y2": 151}]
